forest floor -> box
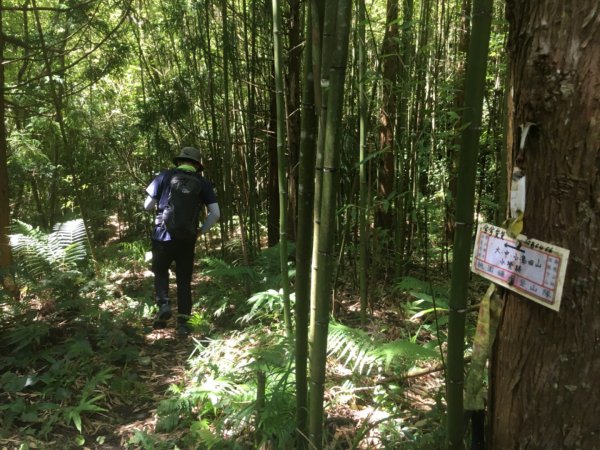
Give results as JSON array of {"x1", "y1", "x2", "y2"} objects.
[
  {"x1": 83, "y1": 327, "x2": 200, "y2": 448},
  {"x1": 1, "y1": 253, "x2": 453, "y2": 449},
  {"x1": 103, "y1": 274, "x2": 445, "y2": 449}
]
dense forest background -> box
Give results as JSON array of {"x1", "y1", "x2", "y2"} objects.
[
  {"x1": 0, "y1": 0, "x2": 509, "y2": 253},
  {"x1": 1, "y1": 0, "x2": 598, "y2": 449}
]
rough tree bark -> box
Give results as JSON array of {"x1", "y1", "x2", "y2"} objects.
[
  {"x1": 490, "y1": 1, "x2": 600, "y2": 448},
  {"x1": 0, "y1": 0, "x2": 13, "y2": 281}
]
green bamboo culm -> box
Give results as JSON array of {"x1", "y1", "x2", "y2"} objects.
[
  {"x1": 241, "y1": 0, "x2": 260, "y2": 257},
  {"x1": 446, "y1": 0, "x2": 494, "y2": 448},
  {"x1": 308, "y1": 0, "x2": 329, "y2": 333},
  {"x1": 295, "y1": 2, "x2": 317, "y2": 446},
  {"x1": 358, "y1": 0, "x2": 369, "y2": 326},
  {"x1": 306, "y1": 0, "x2": 327, "y2": 436},
  {"x1": 220, "y1": 0, "x2": 233, "y2": 241},
  {"x1": 308, "y1": 0, "x2": 352, "y2": 448},
  {"x1": 271, "y1": 0, "x2": 293, "y2": 337},
  {"x1": 307, "y1": 1, "x2": 330, "y2": 440}
]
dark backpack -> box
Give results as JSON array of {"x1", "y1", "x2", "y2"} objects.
[{"x1": 161, "y1": 170, "x2": 203, "y2": 240}]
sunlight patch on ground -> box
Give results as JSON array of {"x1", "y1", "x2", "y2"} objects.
[
  {"x1": 144, "y1": 328, "x2": 177, "y2": 343},
  {"x1": 404, "y1": 372, "x2": 444, "y2": 411}
]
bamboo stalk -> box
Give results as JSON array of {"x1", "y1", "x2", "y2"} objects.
[
  {"x1": 272, "y1": 0, "x2": 293, "y2": 337},
  {"x1": 446, "y1": 0, "x2": 494, "y2": 448},
  {"x1": 358, "y1": 0, "x2": 368, "y2": 325},
  {"x1": 308, "y1": 0, "x2": 353, "y2": 447},
  {"x1": 295, "y1": 3, "x2": 317, "y2": 446}
]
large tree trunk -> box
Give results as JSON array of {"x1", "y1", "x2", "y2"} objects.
[
  {"x1": 490, "y1": 1, "x2": 600, "y2": 448},
  {"x1": 0, "y1": 0, "x2": 13, "y2": 279}
]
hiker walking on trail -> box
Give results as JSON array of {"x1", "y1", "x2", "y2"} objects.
[{"x1": 144, "y1": 146, "x2": 220, "y2": 337}]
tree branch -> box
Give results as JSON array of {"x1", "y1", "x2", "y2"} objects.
[
  {"x1": 1, "y1": 32, "x2": 29, "y2": 48},
  {"x1": 1, "y1": 0, "x2": 97, "y2": 13}
]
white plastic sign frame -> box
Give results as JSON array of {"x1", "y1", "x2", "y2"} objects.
[{"x1": 472, "y1": 223, "x2": 569, "y2": 312}]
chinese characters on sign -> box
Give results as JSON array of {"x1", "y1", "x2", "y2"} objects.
[{"x1": 471, "y1": 223, "x2": 570, "y2": 311}]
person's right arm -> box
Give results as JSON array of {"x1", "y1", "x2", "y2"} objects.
[
  {"x1": 144, "y1": 196, "x2": 156, "y2": 211},
  {"x1": 144, "y1": 172, "x2": 165, "y2": 211}
]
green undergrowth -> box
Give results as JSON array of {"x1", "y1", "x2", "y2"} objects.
[
  {"x1": 139, "y1": 244, "x2": 452, "y2": 449},
  {"x1": 0, "y1": 220, "x2": 155, "y2": 447},
  {"x1": 0, "y1": 221, "x2": 462, "y2": 449}
]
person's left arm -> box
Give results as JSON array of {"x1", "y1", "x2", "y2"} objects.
[
  {"x1": 200, "y1": 203, "x2": 220, "y2": 234},
  {"x1": 200, "y1": 179, "x2": 220, "y2": 234}
]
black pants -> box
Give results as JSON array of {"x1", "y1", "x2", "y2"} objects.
[{"x1": 151, "y1": 239, "x2": 196, "y2": 319}]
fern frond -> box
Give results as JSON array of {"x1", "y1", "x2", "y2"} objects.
[
  {"x1": 187, "y1": 377, "x2": 248, "y2": 409},
  {"x1": 10, "y1": 233, "x2": 52, "y2": 278},
  {"x1": 190, "y1": 420, "x2": 225, "y2": 448},
  {"x1": 238, "y1": 289, "x2": 294, "y2": 324},
  {"x1": 49, "y1": 219, "x2": 87, "y2": 269},
  {"x1": 255, "y1": 242, "x2": 295, "y2": 268},
  {"x1": 394, "y1": 276, "x2": 431, "y2": 293},
  {"x1": 328, "y1": 322, "x2": 439, "y2": 376},
  {"x1": 372, "y1": 340, "x2": 439, "y2": 372},
  {"x1": 159, "y1": 325, "x2": 296, "y2": 446},
  {"x1": 155, "y1": 412, "x2": 180, "y2": 433},
  {"x1": 201, "y1": 257, "x2": 260, "y2": 284},
  {"x1": 10, "y1": 219, "x2": 87, "y2": 278},
  {"x1": 5, "y1": 321, "x2": 50, "y2": 351},
  {"x1": 394, "y1": 276, "x2": 449, "y2": 303},
  {"x1": 256, "y1": 386, "x2": 296, "y2": 447},
  {"x1": 50, "y1": 219, "x2": 87, "y2": 249},
  {"x1": 10, "y1": 220, "x2": 42, "y2": 238}
]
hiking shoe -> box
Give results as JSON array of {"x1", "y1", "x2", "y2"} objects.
[
  {"x1": 176, "y1": 323, "x2": 190, "y2": 338},
  {"x1": 153, "y1": 304, "x2": 172, "y2": 329}
]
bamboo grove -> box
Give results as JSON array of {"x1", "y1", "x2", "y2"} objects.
[{"x1": 1, "y1": 0, "x2": 510, "y2": 448}]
